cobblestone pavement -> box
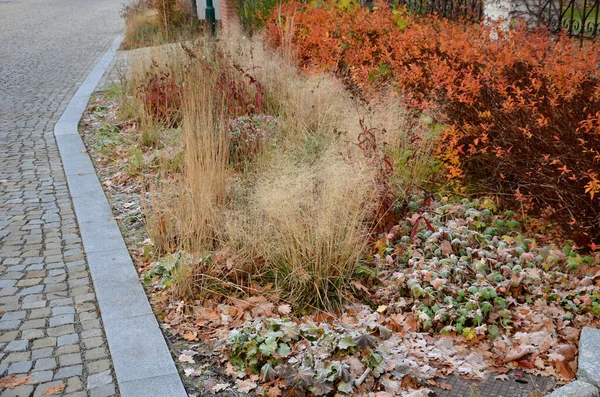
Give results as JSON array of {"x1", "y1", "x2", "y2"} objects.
[{"x1": 0, "y1": 0, "x2": 124, "y2": 396}]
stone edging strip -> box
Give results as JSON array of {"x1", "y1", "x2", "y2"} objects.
[
  {"x1": 545, "y1": 327, "x2": 600, "y2": 397},
  {"x1": 54, "y1": 35, "x2": 187, "y2": 397}
]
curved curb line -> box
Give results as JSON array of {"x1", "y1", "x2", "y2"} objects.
[{"x1": 54, "y1": 35, "x2": 187, "y2": 397}]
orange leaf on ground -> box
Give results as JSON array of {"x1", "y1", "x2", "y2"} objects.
[
  {"x1": 554, "y1": 359, "x2": 576, "y2": 379},
  {"x1": 267, "y1": 385, "x2": 282, "y2": 397},
  {"x1": 437, "y1": 382, "x2": 453, "y2": 390},
  {"x1": 401, "y1": 375, "x2": 419, "y2": 389},
  {"x1": 182, "y1": 331, "x2": 198, "y2": 341},
  {"x1": 43, "y1": 384, "x2": 66, "y2": 395},
  {"x1": 517, "y1": 360, "x2": 535, "y2": 369},
  {"x1": 404, "y1": 313, "x2": 418, "y2": 332},
  {"x1": 0, "y1": 375, "x2": 31, "y2": 389},
  {"x1": 504, "y1": 346, "x2": 533, "y2": 363}
]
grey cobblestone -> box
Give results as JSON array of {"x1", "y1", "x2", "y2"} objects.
[
  {"x1": 57, "y1": 333, "x2": 79, "y2": 346},
  {"x1": 1, "y1": 311, "x2": 26, "y2": 321},
  {"x1": 21, "y1": 329, "x2": 44, "y2": 340},
  {"x1": 1, "y1": 384, "x2": 34, "y2": 397},
  {"x1": 7, "y1": 361, "x2": 32, "y2": 374},
  {"x1": 30, "y1": 370, "x2": 54, "y2": 384},
  {"x1": 55, "y1": 365, "x2": 83, "y2": 380},
  {"x1": 59, "y1": 353, "x2": 82, "y2": 367},
  {"x1": 85, "y1": 347, "x2": 109, "y2": 361},
  {"x1": 34, "y1": 381, "x2": 64, "y2": 397},
  {"x1": 0, "y1": 320, "x2": 21, "y2": 330},
  {"x1": 31, "y1": 347, "x2": 53, "y2": 360},
  {"x1": 91, "y1": 384, "x2": 117, "y2": 397},
  {"x1": 87, "y1": 359, "x2": 111, "y2": 374},
  {"x1": 0, "y1": 0, "x2": 121, "y2": 395},
  {"x1": 56, "y1": 345, "x2": 81, "y2": 356}
]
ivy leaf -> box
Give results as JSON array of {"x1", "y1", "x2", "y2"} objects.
[
  {"x1": 368, "y1": 351, "x2": 388, "y2": 377},
  {"x1": 337, "y1": 336, "x2": 356, "y2": 350},
  {"x1": 283, "y1": 385, "x2": 306, "y2": 397},
  {"x1": 260, "y1": 336, "x2": 278, "y2": 356},
  {"x1": 488, "y1": 324, "x2": 500, "y2": 339},
  {"x1": 277, "y1": 343, "x2": 292, "y2": 357},
  {"x1": 280, "y1": 322, "x2": 300, "y2": 340},
  {"x1": 353, "y1": 333, "x2": 377, "y2": 350},
  {"x1": 262, "y1": 363, "x2": 279, "y2": 382},
  {"x1": 378, "y1": 325, "x2": 393, "y2": 340},
  {"x1": 462, "y1": 327, "x2": 477, "y2": 340},
  {"x1": 337, "y1": 381, "x2": 354, "y2": 394},
  {"x1": 481, "y1": 301, "x2": 493, "y2": 315},
  {"x1": 280, "y1": 365, "x2": 315, "y2": 388},
  {"x1": 309, "y1": 380, "x2": 335, "y2": 396}
]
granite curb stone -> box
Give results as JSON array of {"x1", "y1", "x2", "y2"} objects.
[
  {"x1": 545, "y1": 327, "x2": 600, "y2": 396},
  {"x1": 578, "y1": 327, "x2": 600, "y2": 389},
  {"x1": 53, "y1": 35, "x2": 186, "y2": 397},
  {"x1": 546, "y1": 381, "x2": 599, "y2": 397}
]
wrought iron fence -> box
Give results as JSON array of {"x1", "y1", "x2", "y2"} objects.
[
  {"x1": 558, "y1": 0, "x2": 599, "y2": 38},
  {"x1": 396, "y1": 0, "x2": 483, "y2": 20},
  {"x1": 392, "y1": 0, "x2": 600, "y2": 39}
]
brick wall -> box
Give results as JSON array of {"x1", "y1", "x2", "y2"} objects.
[{"x1": 220, "y1": 0, "x2": 238, "y2": 30}]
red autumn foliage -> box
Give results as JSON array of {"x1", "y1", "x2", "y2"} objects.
[
  {"x1": 136, "y1": 67, "x2": 182, "y2": 126},
  {"x1": 266, "y1": 2, "x2": 600, "y2": 244}
]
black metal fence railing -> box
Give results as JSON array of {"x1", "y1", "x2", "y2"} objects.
[
  {"x1": 392, "y1": 0, "x2": 600, "y2": 39},
  {"x1": 513, "y1": 0, "x2": 600, "y2": 38},
  {"x1": 396, "y1": 0, "x2": 484, "y2": 20},
  {"x1": 559, "y1": 0, "x2": 600, "y2": 38}
]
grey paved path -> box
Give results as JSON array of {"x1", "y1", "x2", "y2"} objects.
[{"x1": 0, "y1": 0, "x2": 124, "y2": 395}]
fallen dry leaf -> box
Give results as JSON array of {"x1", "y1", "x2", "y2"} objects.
[
  {"x1": 400, "y1": 375, "x2": 420, "y2": 389},
  {"x1": 211, "y1": 383, "x2": 230, "y2": 392},
  {"x1": 404, "y1": 313, "x2": 418, "y2": 332},
  {"x1": 351, "y1": 280, "x2": 369, "y2": 293},
  {"x1": 182, "y1": 331, "x2": 199, "y2": 341},
  {"x1": 430, "y1": 278, "x2": 445, "y2": 290},
  {"x1": 504, "y1": 345, "x2": 534, "y2": 363},
  {"x1": 0, "y1": 375, "x2": 31, "y2": 389},
  {"x1": 440, "y1": 240, "x2": 453, "y2": 256},
  {"x1": 495, "y1": 374, "x2": 510, "y2": 381},
  {"x1": 437, "y1": 382, "x2": 453, "y2": 390},
  {"x1": 278, "y1": 304, "x2": 292, "y2": 315},
  {"x1": 178, "y1": 353, "x2": 195, "y2": 364},
  {"x1": 267, "y1": 385, "x2": 282, "y2": 397},
  {"x1": 236, "y1": 379, "x2": 258, "y2": 393},
  {"x1": 43, "y1": 384, "x2": 66, "y2": 395}
]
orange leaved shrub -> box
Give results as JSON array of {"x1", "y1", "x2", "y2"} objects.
[{"x1": 266, "y1": 2, "x2": 600, "y2": 245}]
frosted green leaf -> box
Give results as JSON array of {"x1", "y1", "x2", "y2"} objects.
[
  {"x1": 259, "y1": 336, "x2": 277, "y2": 356},
  {"x1": 337, "y1": 336, "x2": 356, "y2": 350},
  {"x1": 337, "y1": 381, "x2": 354, "y2": 394},
  {"x1": 276, "y1": 343, "x2": 291, "y2": 357},
  {"x1": 310, "y1": 380, "x2": 335, "y2": 396}
]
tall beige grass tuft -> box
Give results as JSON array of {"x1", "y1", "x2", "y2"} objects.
[
  {"x1": 225, "y1": 147, "x2": 377, "y2": 309},
  {"x1": 139, "y1": 41, "x2": 229, "y2": 255},
  {"x1": 176, "y1": 60, "x2": 230, "y2": 252}
]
